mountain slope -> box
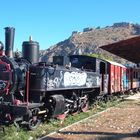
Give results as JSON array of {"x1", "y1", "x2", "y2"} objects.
[{"x1": 41, "y1": 22, "x2": 140, "y2": 64}]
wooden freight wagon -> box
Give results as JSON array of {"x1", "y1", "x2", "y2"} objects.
[{"x1": 106, "y1": 60, "x2": 127, "y2": 94}]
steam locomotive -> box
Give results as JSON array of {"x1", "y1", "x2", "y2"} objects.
[{"x1": 0, "y1": 27, "x2": 140, "y2": 130}]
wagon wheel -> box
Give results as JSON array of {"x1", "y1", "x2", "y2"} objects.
[
  {"x1": 106, "y1": 95, "x2": 113, "y2": 101},
  {"x1": 104, "y1": 95, "x2": 109, "y2": 102},
  {"x1": 93, "y1": 96, "x2": 103, "y2": 109}
]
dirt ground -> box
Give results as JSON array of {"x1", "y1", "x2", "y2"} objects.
[{"x1": 41, "y1": 97, "x2": 140, "y2": 140}]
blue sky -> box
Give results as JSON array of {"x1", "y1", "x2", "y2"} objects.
[{"x1": 0, "y1": 0, "x2": 140, "y2": 51}]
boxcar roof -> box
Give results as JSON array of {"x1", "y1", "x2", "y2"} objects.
[{"x1": 106, "y1": 59, "x2": 126, "y2": 68}]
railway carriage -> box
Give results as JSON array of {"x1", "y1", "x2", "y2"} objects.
[{"x1": 126, "y1": 66, "x2": 140, "y2": 91}]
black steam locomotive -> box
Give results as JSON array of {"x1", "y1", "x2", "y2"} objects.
[{"x1": 0, "y1": 27, "x2": 101, "y2": 130}]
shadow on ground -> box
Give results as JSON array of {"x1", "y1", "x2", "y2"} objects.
[
  {"x1": 41, "y1": 130, "x2": 140, "y2": 140},
  {"x1": 56, "y1": 130, "x2": 139, "y2": 140}
]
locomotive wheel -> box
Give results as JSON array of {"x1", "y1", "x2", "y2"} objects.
[
  {"x1": 27, "y1": 108, "x2": 41, "y2": 130},
  {"x1": 72, "y1": 111, "x2": 78, "y2": 116},
  {"x1": 28, "y1": 116, "x2": 41, "y2": 131},
  {"x1": 81, "y1": 101, "x2": 89, "y2": 112},
  {"x1": 71, "y1": 101, "x2": 79, "y2": 115},
  {"x1": 69, "y1": 92, "x2": 79, "y2": 115},
  {"x1": 57, "y1": 113, "x2": 67, "y2": 120},
  {"x1": 80, "y1": 94, "x2": 89, "y2": 112}
]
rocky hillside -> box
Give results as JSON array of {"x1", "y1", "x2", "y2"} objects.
[{"x1": 41, "y1": 22, "x2": 140, "y2": 64}]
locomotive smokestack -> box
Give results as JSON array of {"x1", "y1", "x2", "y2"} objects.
[{"x1": 5, "y1": 27, "x2": 15, "y2": 58}]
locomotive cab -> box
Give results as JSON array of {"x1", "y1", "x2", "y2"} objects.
[{"x1": 69, "y1": 55, "x2": 108, "y2": 94}]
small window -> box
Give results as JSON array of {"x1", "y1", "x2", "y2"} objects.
[
  {"x1": 136, "y1": 72, "x2": 138, "y2": 78},
  {"x1": 70, "y1": 57, "x2": 82, "y2": 68},
  {"x1": 127, "y1": 69, "x2": 130, "y2": 79},
  {"x1": 53, "y1": 56, "x2": 63, "y2": 66},
  {"x1": 83, "y1": 61, "x2": 93, "y2": 70},
  {"x1": 133, "y1": 71, "x2": 135, "y2": 78},
  {"x1": 100, "y1": 62, "x2": 106, "y2": 74},
  {"x1": 134, "y1": 71, "x2": 138, "y2": 79}
]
